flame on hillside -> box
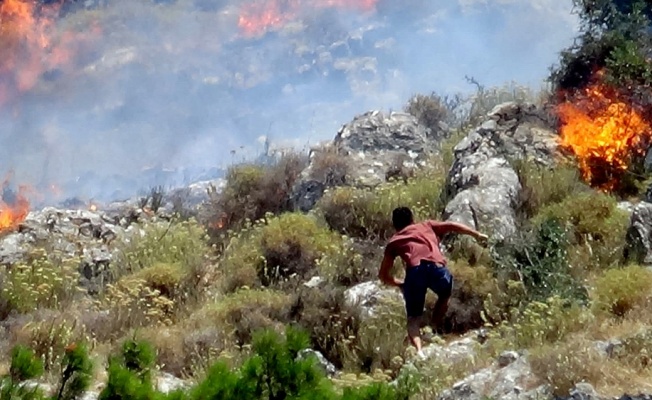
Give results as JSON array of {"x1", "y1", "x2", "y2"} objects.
[
  {"x1": 0, "y1": 0, "x2": 101, "y2": 106},
  {"x1": 238, "y1": 0, "x2": 378, "y2": 37},
  {"x1": 556, "y1": 80, "x2": 652, "y2": 190},
  {"x1": 0, "y1": 179, "x2": 30, "y2": 233}
]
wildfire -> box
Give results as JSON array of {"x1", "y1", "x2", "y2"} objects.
[
  {"x1": 0, "y1": 0, "x2": 101, "y2": 105},
  {"x1": 238, "y1": 0, "x2": 378, "y2": 37},
  {"x1": 556, "y1": 82, "x2": 652, "y2": 189},
  {"x1": 0, "y1": 181, "x2": 30, "y2": 233}
]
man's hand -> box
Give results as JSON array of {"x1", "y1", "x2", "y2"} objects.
[{"x1": 475, "y1": 232, "x2": 489, "y2": 247}]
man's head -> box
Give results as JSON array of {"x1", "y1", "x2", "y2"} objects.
[{"x1": 392, "y1": 206, "x2": 414, "y2": 231}]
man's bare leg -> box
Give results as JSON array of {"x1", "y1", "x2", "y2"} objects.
[{"x1": 407, "y1": 316, "x2": 423, "y2": 351}]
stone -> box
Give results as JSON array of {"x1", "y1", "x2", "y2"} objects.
[
  {"x1": 156, "y1": 372, "x2": 189, "y2": 393},
  {"x1": 343, "y1": 281, "x2": 403, "y2": 319},
  {"x1": 498, "y1": 350, "x2": 519, "y2": 368},
  {"x1": 297, "y1": 349, "x2": 338, "y2": 377},
  {"x1": 443, "y1": 102, "x2": 560, "y2": 242},
  {"x1": 624, "y1": 202, "x2": 652, "y2": 265}
]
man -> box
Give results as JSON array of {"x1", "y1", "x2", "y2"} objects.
[{"x1": 378, "y1": 206, "x2": 488, "y2": 359}]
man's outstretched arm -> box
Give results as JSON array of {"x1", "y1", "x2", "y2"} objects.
[
  {"x1": 430, "y1": 221, "x2": 489, "y2": 245},
  {"x1": 378, "y1": 251, "x2": 403, "y2": 288}
]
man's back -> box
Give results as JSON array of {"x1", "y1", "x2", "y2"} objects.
[{"x1": 385, "y1": 220, "x2": 448, "y2": 268}]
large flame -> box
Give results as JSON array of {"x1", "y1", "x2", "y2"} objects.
[
  {"x1": 0, "y1": 0, "x2": 100, "y2": 105},
  {"x1": 556, "y1": 82, "x2": 652, "y2": 189},
  {"x1": 238, "y1": 0, "x2": 378, "y2": 37},
  {"x1": 0, "y1": 179, "x2": 30, "y2": 233}
]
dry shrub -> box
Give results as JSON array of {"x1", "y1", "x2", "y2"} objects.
[
  {"x1": 9, "y1": 311, "x2": 91, "y2": 374},
  {"x1": 435, "y1": 260, "x2": 501, "y2": 334},
  {"x1": 404, "y1": 92, "x2": 452, "y2": 131},
  {"x1": 0, "y1": 248, "x2": 82, "y2": 318},
  {"x1": 204, "y1": 152, "x2": 308, "y2": 237},
  {"x1": 307, "y1": 145, "x2": 351, "y2": 187},
  {"x1": 592, "y1": 264, "x2": 652, "y2": 317},
  {"x1": 186, "y1": 289, "x2": 292, "y2": 347},
  {"x1": 530, "y1": 339, "x2": 604, "y2": 397},
  {"x1": 512, "y1": 159, "x2": 589, "y2": 221}
]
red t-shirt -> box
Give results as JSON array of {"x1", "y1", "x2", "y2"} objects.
[{"x1": 384, "y1": 220, "x2": 449, "y2": 268}]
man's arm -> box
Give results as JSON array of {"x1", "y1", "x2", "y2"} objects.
[
  {"x1": 378, "y1": 251, "x2": 403, "y2": 288},
  {"x1": 429, "y1": 220, "x2": 489, "y2": 245}
]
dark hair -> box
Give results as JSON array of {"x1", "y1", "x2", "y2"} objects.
[{"x1": 392, "y1": 207, "x2": 414, "y2": 231}]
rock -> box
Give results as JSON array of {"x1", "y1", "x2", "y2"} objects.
[
  {"x1": 442, "y1": 102, "x2": 559, "y2": 242},
  {"x1": 297, "y1": 349, "x2": 338, "y2": 377},
  {"x1": 421, "y1": 336, "x2": 478, "y2": 365},
  {"x1": 292, "y1": 110, "x2": 440, "y2": 211},
  {"x1": 593, "y1": 339, "x2": 623, "y2": 358},
  {"x1": 303, "y1": 276, "x2": 325, "y2": 288},
  {"x1": 156, "y1": 372, "x2": 189, "y2": 393},
  {"x1": 625, "y1": 202, "x2": 652, "y2": 265},
  {"x1": 498, "y1": 350, "x2": 520, "y2": 367},
  {"x1": 439, "y1": 353, "x2": 549, "y2": 400},
  {"x1": 564, "y1": 382, "x2": 602, "y2": 400},
  {"x1": 343, "y1": 281, "x2": 403, "y2": 319}
]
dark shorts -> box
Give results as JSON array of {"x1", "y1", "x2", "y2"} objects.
[{"x1": 401, "y1": 260, "x2": 453, "y2": 318}]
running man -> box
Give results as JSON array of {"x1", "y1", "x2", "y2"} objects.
[{"x1": 378, "y1": 206, "x2": 488, "y2": 358}]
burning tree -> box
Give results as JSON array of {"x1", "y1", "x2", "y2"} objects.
[{"x1": 550, "y1": 0, "x2": 652, "y2": 194}]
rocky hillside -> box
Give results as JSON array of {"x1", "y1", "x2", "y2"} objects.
[{"x1": 2, "y1": 92, "x2": 652, "y2": 399}]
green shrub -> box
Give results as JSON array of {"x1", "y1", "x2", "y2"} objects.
[
  {"x1": 220, "y1": 213, "x2": 358, "y2": 291},
  {"x1": 187, "y1": 289, "x2": 293, "y2": 347},
  {"x1": 404, "y1": 92, "x2": 453, "y2": 130},
  {"x1": 492, "y1": 217, "x2": 588, "y2": 304},
  {"x1": 9, "y1": 345, "x2": 44, "y2": 382},
  {"x1": 532, "y1": 190, "x2": 629, "y2": 270},
  {"x1": 54, "y1": 342, "x2": 94, "y2": 400},
  {"x1": 592, "y1": 264, "x2": 652, "y2": 317},
  {"x1": 316, "y1": 168, "x2": 446, "y2": 242},
  {"x1": 485, "y1": 295, "x2": 592, "y2": 352}
]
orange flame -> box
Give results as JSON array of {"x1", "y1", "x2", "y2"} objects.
[
  {"x1": 556, "y1": 82, "x2": 652, "y2": 189},
  {"x1": 0, "y1": 180, "x2": 30, "y2": 233},
  {"x1": 0, "y1": 0, "x2": 101, "y2": 105},
  {"x1": 238, "y1": 0, "x2": 378, "y2": 37}
]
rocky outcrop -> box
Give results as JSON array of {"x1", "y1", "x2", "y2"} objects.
[
  {"x1": 343, "y1": 281, "x2": 403, "y2": 319},
  {"x1": 443, "y1": 102, "x2": 560, "y2": 241},
  {"x1": 624, "y1": 202, "x2": 652, "y2": 266},
  {"x1": 0, "y1": 205, "x2": 163, "y2": 294},
  {"x1": 292, "y1": 110, "x2": 442, "y2": 211}
]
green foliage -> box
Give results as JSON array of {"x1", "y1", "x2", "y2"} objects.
[
  {"x1": 220, "y1": 213, "x2": 359, "y2": 291},
  {"x1": 316, "y1": 168, "x2": 446, "y2": 242},
  {"x1": 99, "y1": 338, "x2": 159, "y2": 400},
  {"x1": 592, "y1": 264, "x2": 652, "y2": 317},
  {"x1": 54, "y1": 343, "x2": 94, "y2": 400},
  {"x1": 532, "y1": 190, "x2": 629, "y2": 270},
  {"x1": 9, "y1": 345, "x2": 44, "y2": 383},
  {"x1": 492, "y1": 218, "x2": 588, "y2": 304}
]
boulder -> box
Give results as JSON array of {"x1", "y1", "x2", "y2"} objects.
[
  {"x1": 624, "y1": 202, "x2": 652, "y2": 265},
  {"x1": 343, "y1": 281, "x2": 403, "y2": 319},
  {"x1": 443, "y1": 102, "x2": 559, "y2": 241},
  {"x1": 292, "y1": 110, "x2": 441, "y2": 211}
]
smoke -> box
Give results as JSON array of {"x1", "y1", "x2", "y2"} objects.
[{"x1": 0, "y1": 0, "x2": 579, "y2": 205}]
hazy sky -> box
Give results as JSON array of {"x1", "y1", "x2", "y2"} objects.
[{"x1": 0, "y1": 0, "x2": 580, "y2": 202}]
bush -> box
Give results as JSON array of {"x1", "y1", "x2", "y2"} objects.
[
  {"x1": 529, "y1": 339, "x2": 603, "y2": 397},
  {"x1": 485, "y1": 295, "x2": 592, "y2": 352},
  {"x1": 220, "y1": 213, "x2": 359, "y2": 292},
  {"x1": 112, "y1": 219, "x2": 210, "y2": 283},
  {"x1": 187, "y1": 289, "x2": 293, "y2": 347},
  {"x1": 404, "y1": 92, "x2": 453, "y2": 131},
  {"x1": 0, "y1": 249, "x2": 81, "y2": 317},
  {"x1": 532, "y1": 190, "x2": 629, "y2": 271},
  {"x1": 512, "y1": 159, "x2": 589, "y2": 221},
  {"x1": 204, "y1": 152, "x2": 308, "y2": 237},
  {"x1": 492, "y1": 217, "x2": 588, "y2": 304},
  {"x1": 316, "y1": 168, "x2": 447, "y2": 242},
  {"x1": 307, "y1": 145, "x2": 352, "y2": 187},
  {"x1": 592, "y1": 264, "x2": 652, "y2": 317},
  {"x1": 54, "y1": 342, "x2": 94, "y2": 400}
]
